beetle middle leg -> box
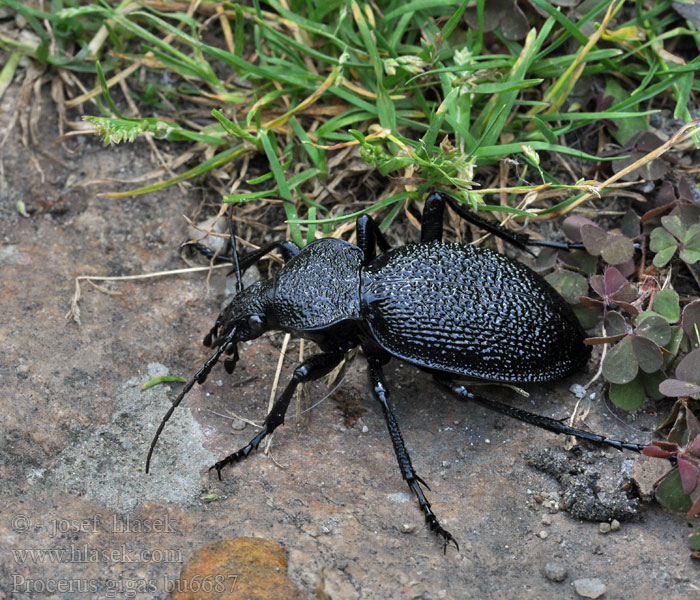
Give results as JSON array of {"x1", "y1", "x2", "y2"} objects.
[
  {"x1": 209, "y1": 351, "x2": 345, "y2": 479},
  {"x1": 437, "y1": 378, "x2": 646, "y2": 454},
  {"x1": 367, "y1": 356, "x2": 459, "y2": 552}
]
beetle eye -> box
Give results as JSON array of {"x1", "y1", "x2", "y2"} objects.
[{"x1": 246, "y1": 315, "x2": 265, "y2": 336}]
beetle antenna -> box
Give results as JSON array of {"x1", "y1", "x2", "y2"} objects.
[
  {"x1": 227, "y1": 205, "x2": 243, "y2": 294},
  {"x1": 145, "y1": 326, "x2": 238, "y2": 473}
]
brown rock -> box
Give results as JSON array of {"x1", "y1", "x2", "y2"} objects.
[{"x1": 172, "y1": 538, "x2": 306, "y2": 600}]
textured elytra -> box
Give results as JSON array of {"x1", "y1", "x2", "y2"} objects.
[
  {"x1": 361, "y1": 242, "x2": 591, "y2": 382},
  {"x1": 273, "y1": 238, "x2": 363, "y2": 330}
]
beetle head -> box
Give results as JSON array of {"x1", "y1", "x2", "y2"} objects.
[
  {"x1": 203, "y1": 279, "x2": 275, "y2": 349},
  {"x1": 146, "y1": 279, "x2": 275, "y2": 474}
]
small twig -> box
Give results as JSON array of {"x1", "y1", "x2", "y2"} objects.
[
  {"x1": 65, "y1": 264, "x2": 230, "y2": 325},
  {"x1": 584, "y1": 322, "x2": 608, "y2": 392},
  {"x1": 205, "y1": 409, "x2": 263, "y2": 429},
  {"x1": 264, "y1": 332, "x2": 291, "y2": 454},
  {"x1": 85, "y1": 279, "x2": 122, "y2": 295},
  {"x1": 547, "y1": 119, "x2": 700, "y2": 218}
]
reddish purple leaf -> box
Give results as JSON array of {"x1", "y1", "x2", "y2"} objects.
[
  {"x1": 652, "y1": 440, "x2": 682, "y2": 451},
  {"x1": 613, "y1": 301, "x2": 640, "y2": 317},
  {"x1": 687, "y1": 494, "x2": 700, "y2": 520},
  {"x1": 642, "y1": 446, "x2": 676, "y2": 459},
  {"x1": 601, "y1": 234, "x2": 635, "y2": 265},
  {"x1": 580, "y1": 296, "x2": 604, "y2": 310},
  {"x1": 687, "y1": 409, "x2": 700, "y2": 442},
  {"x1": 562, "y1": 215, "x2": 597, "y2": 243},
  {"x1": 581, "y1": 223, "x2": 607, "y2": 256},
  {"x1": 678, "y1": 456, "x2": 698, "y2": 495},
  {"x1": 603, "y1": 266, "x2": 628, "y2": 296},
  {"x1": 658, "y1": 378, "x2": 700, "y2": 397},
  {"x1": 688, "y1": 434, "x2": 700, "y2": 458}
]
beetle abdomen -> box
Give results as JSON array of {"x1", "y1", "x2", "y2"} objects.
[{"x1": 361, "y1": 242, "x2": 590, "y2": 382}]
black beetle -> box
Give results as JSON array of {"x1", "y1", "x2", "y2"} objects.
[{"x1": 146, "y1": 191, "x2": 646, "y2": 550}]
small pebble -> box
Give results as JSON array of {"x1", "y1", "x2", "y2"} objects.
[
  {"x1": 599, "y1": 522, "x2": 611, "y2": 534},
  {"x1": 541, "y1": 515, "x2": 552, "y2": 526},
  {"x1": 400, "y1": 523, "x2": 416, "y2": 534},
  {"x1": 573, "y1": 577, "x2": 606, "y2": 599},
  {"x1": 542, "y1": 562, "x2": 567, "y2": 582},
  {"x1": 610, "y1": 519, "x2": 620, "y2": 532},
  {"x1": 538, "y1": 530, "x2": 549, "y2": 539},
  {"x1": 570, "y1": 383, "x2": 586, "y2": 399},
  {"x1": 230, "y1": 418, "x2": 247, "y2": 431}
]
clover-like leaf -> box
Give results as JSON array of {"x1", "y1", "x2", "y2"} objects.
[
  {"x1": 562, "y1": 215, "x2": 596, "y2": 243},
  {"x1": 678, "y1": 456, "x2": 699, "y2": 495},
  {"x1": 682, "y1": 300, "x2": 700, "y2": 341},
  {"x1": 659, "y1": 379, "x2": 700, "y2": 398},
  {"x1": 643, "y1": 443, "x2": 678, "y2": 459},
  {"x1": 581, "y1": 223, "x2": 608, "y2": 256},
  {"x1": 590, "y1": 266, "x2": 624, "y2": 299},
  {"x1": 652, "y1": 289, "x2": 680, "y2": 323},
  {"x1": 677, "y1": 349, "x2": 700, "y2": 387},
  {"x1": 661, "y1": 214, "x2": 685, "y2": 239},
  {"x1": 609, "y1": 378, "x2": 645, "y2": 411},
  {"x1": 611, "y1": 132, "x2": 668, "y2": 180},
  {"x1": 605, "y1": 311, "x2": 629, "y2": 336},
  {"x1": 663, "y1": 327, "x2": 684, "y2": 370},
  {"x1": 656, "y1": 400, "x2": 688, "y2": 443},
  {"x1": 650, "y1": 226, "x2": 677, "y2": 267},
  {"x1": 602, "y1": 336, "x2": 638, "y2": 384},
  {"x1": 586, "y1": 267, "x2": 638, "y2": 314},
  {"x1": 655, "y1": 468, "x2": 693, "y2": 513},
  {"x1": 621, "y1": 209, "x2": 641, "y2": 239},
  {"x1": 544, "y1": 270, "x2": 588, "y2": 305},
  {"x1": 689, "y1": 434, "x2": 700, "y2": 459},
  {"x1": 601, "y1": 234, "x2": 635, "y2": 265},
  {"x1": 558, "y1": 249, "x2": 598, "y2": 275},
  {"x1": 572, "y1": 305, "x2": 600, "y2": 330},
  {"x1": 680, "y1": 223, "x2": 700, "y2": 265},
  {"x1": 686, "y1": 410, "x2": 700, "y2": 443},
  {"x1": 630, "y1": 335, "x2": 663, "y2": 373},
  {"x1": 464, "y1": 0, "x2": 528, "y2": 40},
  {"x1": 655, "y1": 215, "x2": 700, "y2": 266},
  {"x1": 533, "y1": 247, "x2": 558, "y2": 272},
  {"x1": 636, "y1": 314, "x2": 672, "y2": 347}
]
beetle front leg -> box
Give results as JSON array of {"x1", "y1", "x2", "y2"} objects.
[
  {"x1": 367, "y1": 357, "x2": 459, "y2": 552},
  {"x1": 210, "y1": 351, "x2": 345, "y2": 479}
]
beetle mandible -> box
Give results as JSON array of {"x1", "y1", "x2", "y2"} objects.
[{"x1": 146, "y1": 191, "x2": 646, "y2": 550}]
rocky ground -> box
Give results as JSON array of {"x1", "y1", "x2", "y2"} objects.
[{"x1": 0, "y1": 78, "x2": 698, "y2": 600}]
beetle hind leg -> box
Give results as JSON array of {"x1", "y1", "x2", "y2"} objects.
[
  {"x1": 439, "y1": 379, "x2": 646, "y2": 454},
  {"x1": 367, "y1": 357, "x2": 459, "y2": 552},
  {"x1": 210, "y1": 351, "x2": 345, "y2": 479}
]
